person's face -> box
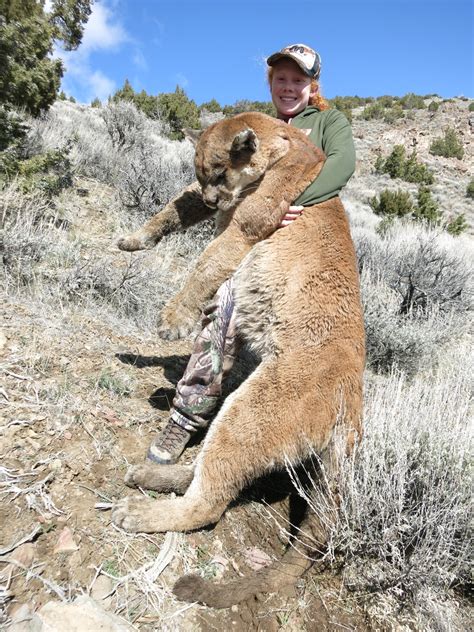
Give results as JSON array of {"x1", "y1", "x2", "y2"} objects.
[{"x1": 270, "y1": 59, "x2": 314, "y2": 120}]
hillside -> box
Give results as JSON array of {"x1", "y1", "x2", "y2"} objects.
[{"x1": 1, "y1": 98, "x2": 472, "y2": 631}]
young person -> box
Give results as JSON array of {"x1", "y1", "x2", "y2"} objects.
[{"x1": 147, "y1": 43, "x2": 356, "y2": 464}]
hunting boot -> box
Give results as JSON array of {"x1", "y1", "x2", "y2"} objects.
[{"x1": 147, "y1": 413, "x2": 193, "y2": 464}]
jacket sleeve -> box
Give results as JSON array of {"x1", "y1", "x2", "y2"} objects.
[{"x1": 294, "y1": 109, "x2": 356, "y2": 205}]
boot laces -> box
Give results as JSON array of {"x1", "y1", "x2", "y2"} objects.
[{"x1": 160, "y1": 421, "x2": 189, "y2": 451}]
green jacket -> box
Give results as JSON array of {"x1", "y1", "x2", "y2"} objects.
[{"x1": 289, "y1": 107, "x2": 355, "y2": 205}]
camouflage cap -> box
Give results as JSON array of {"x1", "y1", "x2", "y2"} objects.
[{"x1": 267, "y1": 44, "x2": 321, "y2": 79}]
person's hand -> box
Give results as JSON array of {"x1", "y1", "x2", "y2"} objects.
[{"x1": 279, "y1": 205, "x2": 304, "y2": 228}]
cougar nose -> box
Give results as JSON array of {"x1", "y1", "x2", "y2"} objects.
[{"x1": 203, "y1": 189, "x2": 218, "y2": 209}]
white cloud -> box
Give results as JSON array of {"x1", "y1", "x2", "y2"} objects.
[
  {"x1": 81, "y1": 3, "x2": 128, "y2": 53},
  {"x1": 60, "y1": 61, "x2": 117, "y2": 102},
  {"x1": 89, "y1": 70, "x2": 116, "y2": 101},
  {"x1": 57, "y1": 1, "x2": 128, "y2": 103}
]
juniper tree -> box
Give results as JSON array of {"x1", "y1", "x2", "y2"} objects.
[
  {"x1": 0, "y1": 0, "x2": 92, "y2": 147},
  {"x1": 429, "y1": 127, "x2": 464, "y2": 159}
]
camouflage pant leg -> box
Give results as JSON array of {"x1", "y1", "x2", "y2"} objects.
[{"x1": 171, "y1": 278, "x2": 238, "y2": 431}]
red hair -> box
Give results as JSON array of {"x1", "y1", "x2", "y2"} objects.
[
  {"x1": 267, "y1": 67, "x2": 329, "y2": 111},
  {"x1": 308, "y1": 78, "x2": 330, "y2": 111}
]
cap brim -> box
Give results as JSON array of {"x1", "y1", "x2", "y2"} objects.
[{"x1": 266, "y1": 52, "x2": 314, "y2": 77}]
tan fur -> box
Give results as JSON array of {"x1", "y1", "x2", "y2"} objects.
[
  {"x1": 113, "y1": 112, "x2": 365, "y2": 606},
  {"x1": 118, "y1": 112, "x2": 325, "y2": 340}
]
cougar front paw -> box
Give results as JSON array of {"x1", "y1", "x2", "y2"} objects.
[
  {"x1": 111, "y1": 496, "x2": 162, "y2": 532},
  {"x1": 157, "y1": 306, "x2": 197, "y2": 341},
  {"x1": 117, "y1": 232, "x2": 155, "y2": 252}
]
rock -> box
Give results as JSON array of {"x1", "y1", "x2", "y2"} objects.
[
  {"x1": 8, "y1": 603, "x2": 43, "y2": 632},
  {"x1": 13, "y1": 543, "x2": 36, "y2": 566},
  {"x1": 0, "y1": 543, "x2": 35, "y2": 580},
  {"x1": 90, "y1": 574, "x2": 114, "y2": 609},
  {"x1": 243, "y1": 547, "x2": 273, "y2": 571},
  {"x1": 36, "y1": 595, "x2": 135, "y2": 631},
  {"x1": 53, "y1": 527, "x2": 78, "y2": 554},
  {"x1": 49, "y1": 459, "x2": 63, "y2": 472},
  {"x1": 0, "y1": 330, "x2": 6, "y2": 351}
]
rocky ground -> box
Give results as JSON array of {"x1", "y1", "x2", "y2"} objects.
[{"x1": 0, "y1": 97, "x2": 472, "y2": 631}]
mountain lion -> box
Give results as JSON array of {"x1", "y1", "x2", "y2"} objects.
[{"x1": 113, "y1": 112, "x2": 365, "y2": 607}]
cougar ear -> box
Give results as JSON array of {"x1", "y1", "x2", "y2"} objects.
[
  {"x1": 183, "y1": 128, "x2": 203, "y2": 146},
  {"x1": 230, "y1": 128, "x2": 259, "y2": 162}
]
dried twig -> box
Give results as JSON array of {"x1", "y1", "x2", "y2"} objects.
[
  {"x1": 0, "y1": 559, "x2": 66, "y2": 601},
  {"x1": 0, "y1": 524, "x2": 42, "y2": 556},
  {"x1": 75, "y1": 482, "x2": 113, "y2": 503},
  {"x1": 2, "y1": 369, "x2": 31, "y2": 381}
]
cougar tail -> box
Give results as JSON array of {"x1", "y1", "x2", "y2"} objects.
[{"x1": 173, "y1": 543, "x2": 314, "y2": 608}]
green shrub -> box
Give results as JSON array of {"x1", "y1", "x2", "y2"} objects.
[
  {"x1": 111, "y1": 82, "x2": 202, "y2": 138},
  {"x1": 0, "y1": 106, "x2": 28, "y2": 152},
  {"x1": 369, "y1": 185, "x2": 446, "y2": 234},
  {"x1": 446, "y1": 214, "x2": 468, "y2": 236},
  {"x1": 468, "y1": 102, "x2": 474, "y2": 111},
  {"x1": 17, "y1": 147, "x2": 73, "y2": 197},
  {"x1": 374, "y1": 216, "x2": 394, "y2": 236},
  {"x1": 330, "y1": 100, "x2": 352, "y2": 122},
  {"x1": 383, "y1": 106, "x2": 404, "y2": 124},
  {"x1": 375, "y1": 95, "x2": 395, "y2": 108},
  {"x1": 96, "y1": 370, "x2": 132, "y2": 396},
  {"x1": 413, "y1": 186, "x2": 442, "y2": 224},
  {"x1": 375, "y1": 145, "x2": 434, "y2": 184},
  {"x1": 429, "y1": 127, "x2": 464, "y2": 159},
  {"x1": 156, "y1": 87, "x2": 201, "y2": 140},
  {"x1": 329, "y1": 96, "x2": 372, "y2": 109},
  {"x1": 91, "y1": 97, "x2": 102, "y2": 108},
  {"x1": 0, "y1": 147, "x2": 22, "y2": 182},
  {"x1": 400, "y1": 93, "x2": 426, "y2": 109},
  {"x1": 223, "y1": 100, "x2": 276, "y2": 117},
  {"x1": 370, "y1": 189, "x2": 414, "y2": 218},
  {"x1": 360, "y1": 102, "x2": 385, "y2": 120},
  {"x1": 428, "y1": 100, "x2": 440, "y2": 112},
  {"x1": 378, "y1": 145, "x2": 405, "y2": 179},
  {"x1": 403, "y1": 151, "x2": 434, "y2": 184},
  {"x1": 199, "y1": 99, "x2": 222, "y2": 113},
  {"x1": 466, "y1": 179, "x2": 474, "y2": 198}
]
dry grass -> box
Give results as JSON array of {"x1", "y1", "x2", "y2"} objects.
[{"x1": 286, "y1": 341, "x2": 472, "y2": 629}]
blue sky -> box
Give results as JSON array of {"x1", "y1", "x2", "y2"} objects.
[{"x1": 55, "y1": 0, "x2": 474, "y2": 106}]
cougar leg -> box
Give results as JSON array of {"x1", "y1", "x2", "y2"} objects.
[
  {"x1": 173, "y1": 439, "x2": 344, "y2": 607},
  {"x1": 124, "y1": 463, "x2": 195, "y2": 494},
  {"x1": 112, "y1": 350, "x2": 358, "y2": 534}
]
